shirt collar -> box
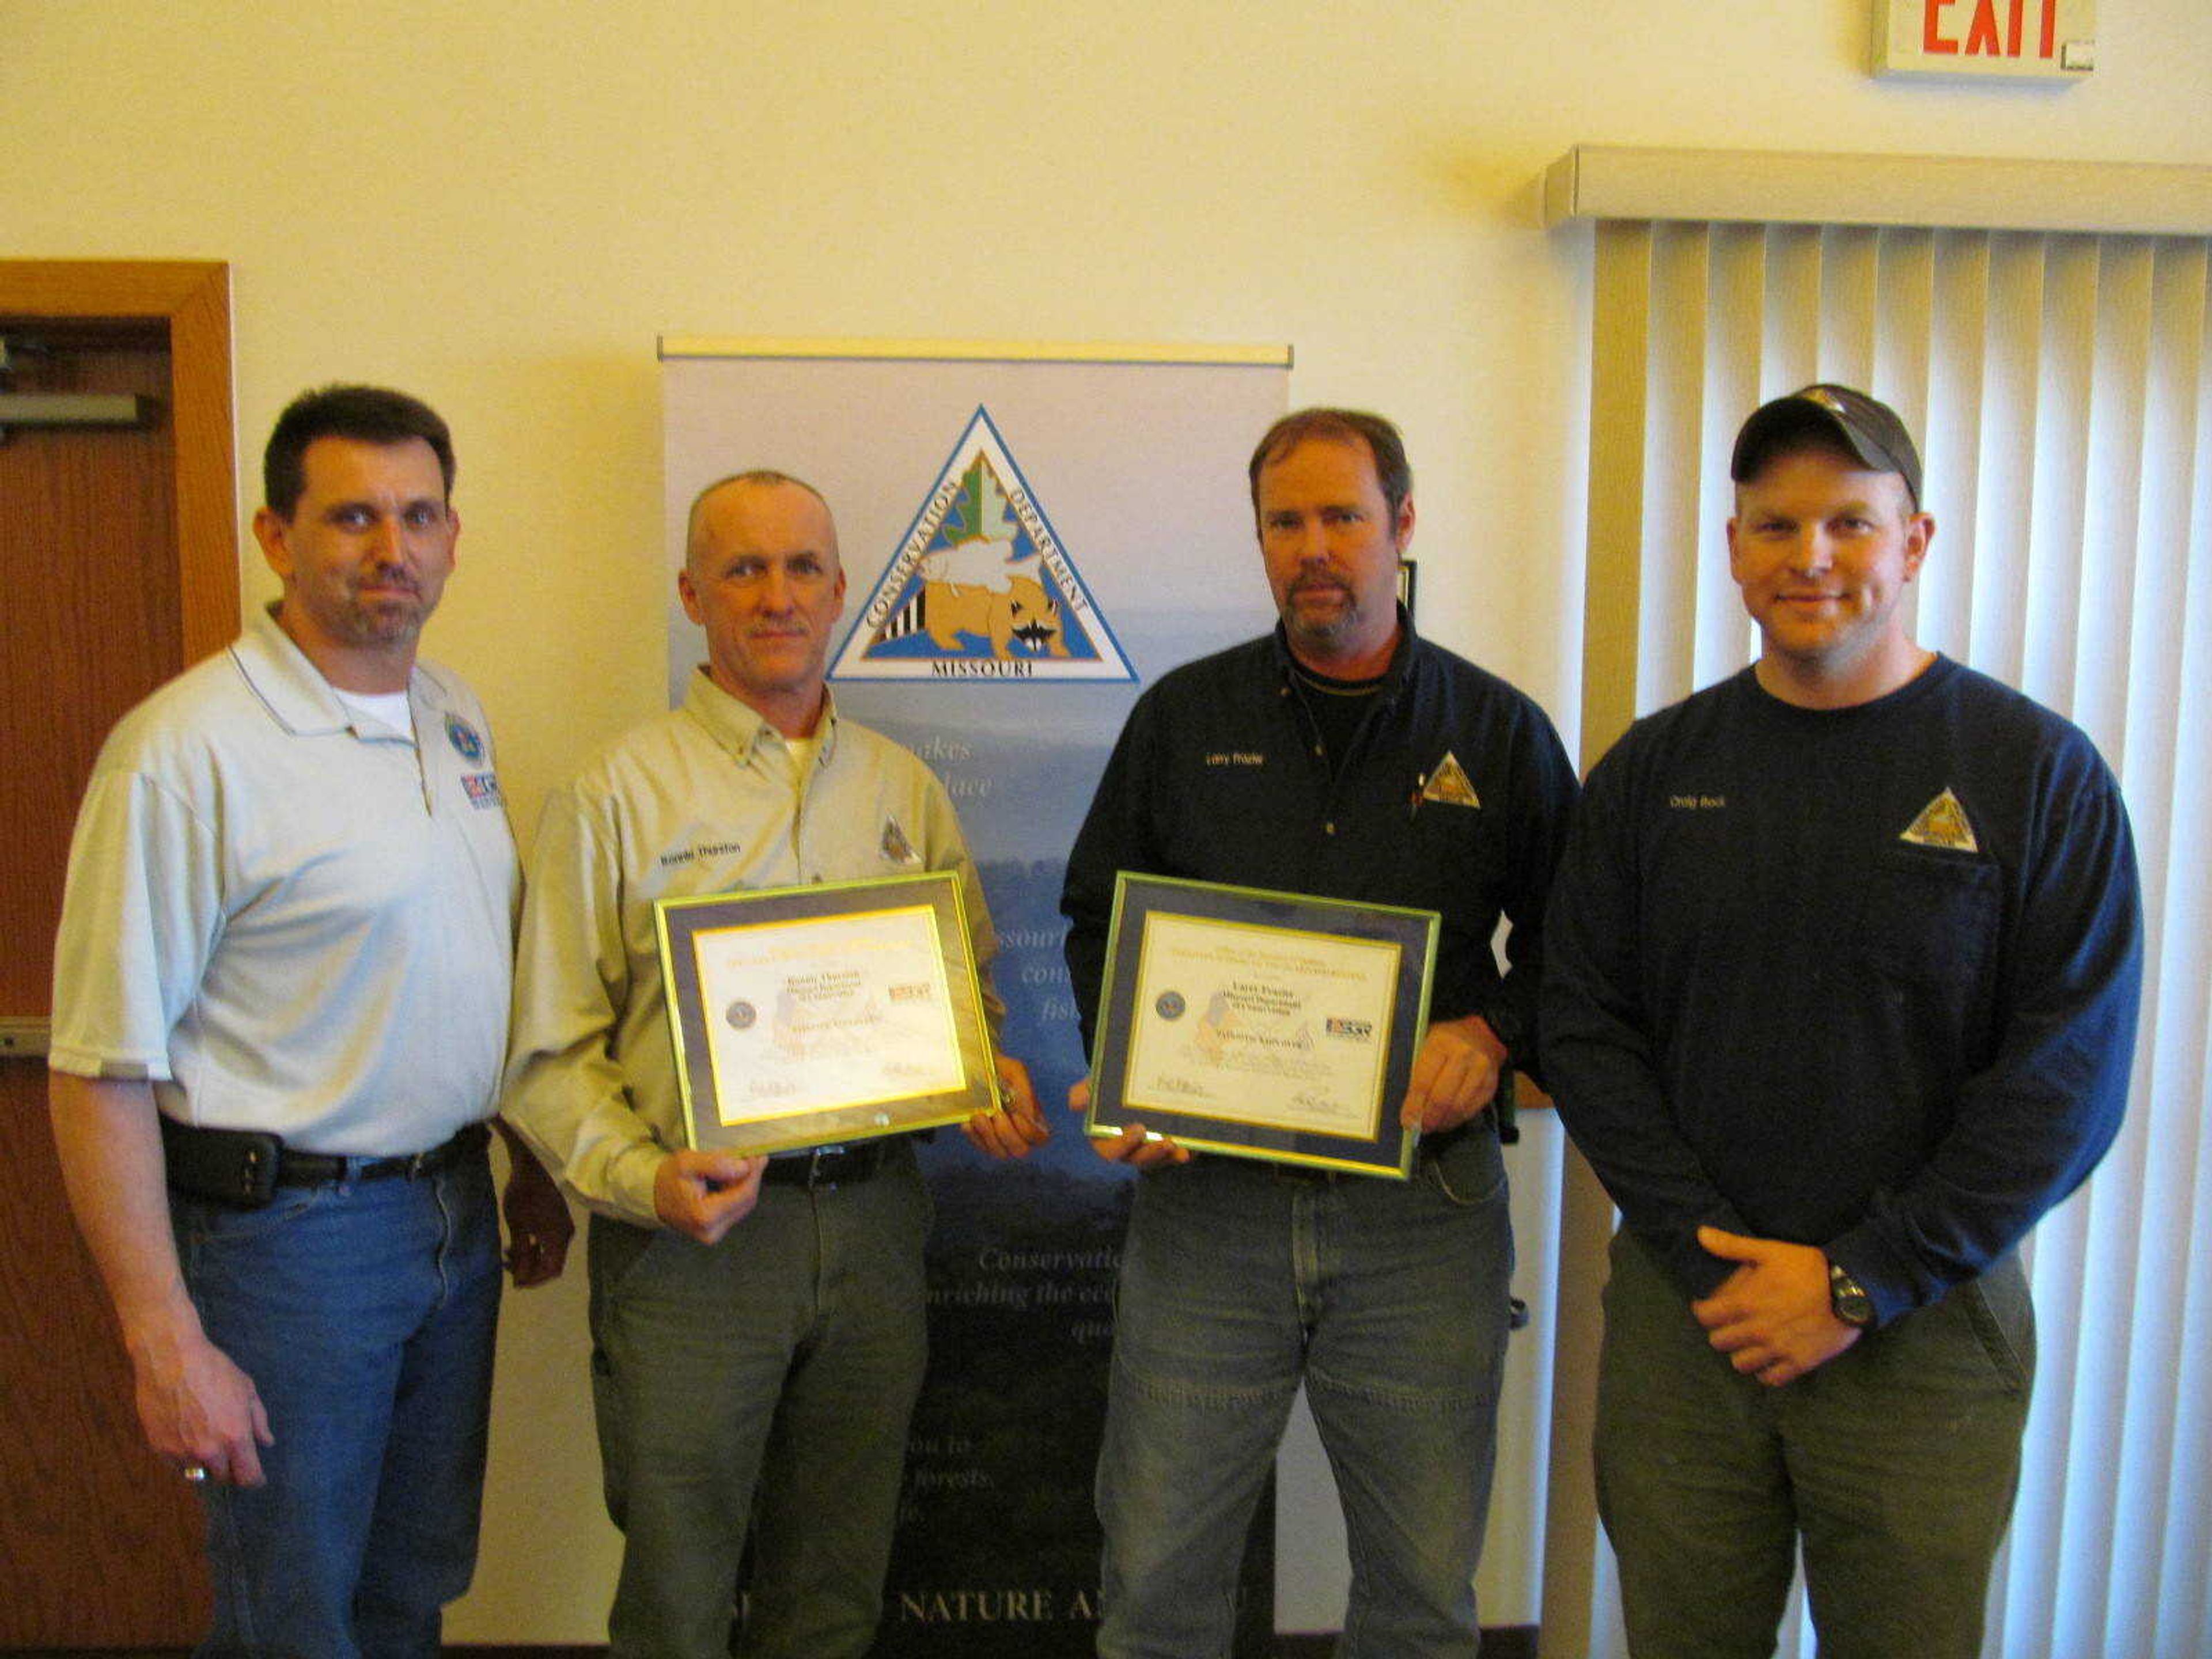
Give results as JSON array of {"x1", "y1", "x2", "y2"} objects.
[
  {"x1": 1267, "y1": 602, "x2": 1418, "y2": 697},
  {"x1": 231, "y1": 604, "x2": 449, "y2": 740},
  {"x1": 678, "y1": 666, "x2": 841, "y2": 769}
]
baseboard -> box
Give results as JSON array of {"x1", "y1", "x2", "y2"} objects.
[
  {"x1": 441, "y1": 1645, "x2": 1543, "y2": 1658},
  {"x1": 1270, "y1": 1628, "x2": 1537, "y2": 1658},
  {"x1": 19, "y1": 1631, "x2": 1541, "y2": 1658}
]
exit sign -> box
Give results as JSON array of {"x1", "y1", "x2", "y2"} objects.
[{"x1": 1874, "y1": 0, "x2": 2096, "y2": 79}]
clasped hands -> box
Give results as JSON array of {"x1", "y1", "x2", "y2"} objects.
[{"x1": 1691, "y1": 1226, "x2": 1862, "y2": 1387}]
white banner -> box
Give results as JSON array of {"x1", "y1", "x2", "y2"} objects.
[{"x1": 662, "y1": 340, "x2": 1289, "y2": 1654}]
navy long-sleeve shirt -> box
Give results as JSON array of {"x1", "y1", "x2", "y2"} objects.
[
  {"x1": 1062, "y1": 622, "x2": 1577, "y2": 1073},
  {"x1": 1540, "y1": 658, "x2": 2142, "y2": 1325}
]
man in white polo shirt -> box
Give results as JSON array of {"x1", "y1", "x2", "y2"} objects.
[{"x1": 48, "y1": 384, "x2": 571, "y2": 1658}]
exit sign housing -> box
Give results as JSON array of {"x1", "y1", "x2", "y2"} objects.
[{"x1": 1874, "y1": 0, "x2": 2096, "y2": 79}]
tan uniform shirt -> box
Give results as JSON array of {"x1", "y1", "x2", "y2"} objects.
[{"x1": 501, "y1": 669, "x2": 999, "y2": 1226}]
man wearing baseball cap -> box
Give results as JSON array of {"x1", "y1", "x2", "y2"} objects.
[{"x1": 1540, "y1": 384, "x2": 2143, "y2": 1655}]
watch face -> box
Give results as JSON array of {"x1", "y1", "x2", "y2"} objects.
[{"x1": 1829, "y1": 1264, "x2": 1875, "y2": 1328}]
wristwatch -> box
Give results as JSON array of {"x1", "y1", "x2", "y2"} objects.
[{"x1": 1827, "y1": 1260, "x2": 1876, "y2": 1328}]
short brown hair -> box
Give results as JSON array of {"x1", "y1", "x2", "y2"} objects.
[
  {"x1": 264, "y1": 385, "x2": 454, "y2": 517},
  {"x1": 1248, "y1": 408, "x2": 1412, "y2": 525}
]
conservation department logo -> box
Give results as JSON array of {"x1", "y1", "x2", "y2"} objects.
[
  {"x1": 879, "y1": 815, "x2": 918, "y2": 866},
  {"x1": 831, "y1": 406, "x2": 1134, "y2": 682},
  {"x1": 1901, "y1": 786, "x2": 1979, "y2": 853},
  {"x1": 1419, "y1": 751, "x2": 1480, "y2": 809}
]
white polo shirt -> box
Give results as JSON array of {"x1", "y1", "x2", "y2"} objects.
[{"x1": 50, "y1": 607, "x2": 520, "y2": 1157}]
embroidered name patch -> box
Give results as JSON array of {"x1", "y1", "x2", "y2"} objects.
[{"x1": 658, "y1": 840, "x2": 744, "y2": 869}]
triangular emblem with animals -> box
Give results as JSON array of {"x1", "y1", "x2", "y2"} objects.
[{"x1": 832, "y1": 406, "x2": 1132, "y2": 682}]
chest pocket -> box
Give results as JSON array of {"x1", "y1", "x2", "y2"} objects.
[
  {"x1": 1408, "y1": 796, "x2": 1505, "y2": 912},
  {"x1": 1862, "y1": 843, "x2": 2002, "y2": 995}
]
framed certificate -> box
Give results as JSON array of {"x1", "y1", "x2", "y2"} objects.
[
  {"x1": 1086, "y1": 873, "x2": 1440, "y2": 1178},
  {"x1": 656, "y1": 870, "x2": 999, "y2": 1155}
]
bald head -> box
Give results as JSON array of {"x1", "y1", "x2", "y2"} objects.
[
  {"x1": 686, "y1": 471, "x2": 836, "y2": 571},
  {"x1": 678, "y1": 471, "x2": 847, "y2": 737}
]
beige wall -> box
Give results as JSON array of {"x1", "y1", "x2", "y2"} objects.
[{"x1": 13, "y1": 0, "x2": 2209, "y2": 1638}]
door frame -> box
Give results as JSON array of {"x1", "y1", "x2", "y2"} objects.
[
  {"x1": 0, "y1": 260, "x2": 238, "y2": 658},
  {"x1": 0, "y1": 259, "x2": 234, "y2": 1649}
]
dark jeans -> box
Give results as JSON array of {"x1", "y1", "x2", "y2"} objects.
[
  {"x1": 176, "y1": 1146, "x2": 500, "y2": 1659},
  {"x1": 1097, "y1": 1130, "x2": 1514, "y2": 1658}
]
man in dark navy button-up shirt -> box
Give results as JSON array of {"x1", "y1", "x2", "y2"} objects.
[{"x1": 1063, "y1": 408, "x2": 1576, "y2": 1658}]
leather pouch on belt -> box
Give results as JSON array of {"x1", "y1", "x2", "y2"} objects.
[{"x1": 158, "y1": 1115, "x2": 283, "y2": 1209}]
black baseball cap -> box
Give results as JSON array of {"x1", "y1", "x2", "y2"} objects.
[{"x1": 1730, "y1": 384, "x2": 1923, "y2": 507}]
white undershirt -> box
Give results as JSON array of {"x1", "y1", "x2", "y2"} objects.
[
  {"x1": 331, "y1": 687, "x2": 415, "y2": 737},
  {"x1": 783, "y1": 733, "x2": 821, "y2": 794}
]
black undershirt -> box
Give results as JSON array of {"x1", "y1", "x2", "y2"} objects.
[{"x1": 1291, "y1": 660, "x2": 1386, "y2": 778}]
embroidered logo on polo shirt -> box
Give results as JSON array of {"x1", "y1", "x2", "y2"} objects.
[
  {"x1": 445, "y1": 714, "x2": 486, "y2": 763},
  {"x1": 881, "y1": 816, "x2": 919, "y2": 866},
  {"x1": 1420, "y1": 752, "x2": 1480, "y2": 809},
  {"x1": 461, "y1": 773, "x2": 504, "y2": 809},
  {"x1": 1902, "y1": 787, "x2": 1979, "y2": 853}
]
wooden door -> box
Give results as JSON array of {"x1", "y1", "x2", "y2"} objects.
[{"x1": 0, "y1": 262, "x2": 234, "y2": 1649}]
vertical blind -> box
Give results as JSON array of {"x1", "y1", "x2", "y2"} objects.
[{"x1": 1550, "y1": 206, "x2": 2212, "y2": 1659}]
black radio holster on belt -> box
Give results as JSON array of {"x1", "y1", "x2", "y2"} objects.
[{"x1": 160, "y1": 1114, "x2": 283, "y2": 1209}]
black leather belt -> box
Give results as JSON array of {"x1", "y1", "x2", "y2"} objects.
[
  {"x1": 762, "y1": 1142, "x2": 885, "y2": 1189},
  {"x1": 276, "y1": 1121, "x2": 489, "y2": 1187},
  {"x1": 161, "y1": 1114, "x2": 488, "y2": 1208}
]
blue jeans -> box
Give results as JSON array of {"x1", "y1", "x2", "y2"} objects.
[
  {"x1": 1594, "y1": 1228, "x2": 2033, "y2": 1659},
  {"x1": 1096, "y1": 1130, "x2": 1514, "y2": 1658},
  {"x1": 587, "y1": 1139, "x2": 930, "y2": 1659},
  {"x1": 173, "y1": 1144, "x2": 501, "y2": 1659}
]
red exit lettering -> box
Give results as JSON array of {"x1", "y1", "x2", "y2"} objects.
[{"x1": 1923, "y1": 0, "x2": 2060, "y2": 57}]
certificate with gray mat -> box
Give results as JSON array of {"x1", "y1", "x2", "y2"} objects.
[
  {"x1": 1086, "y1": 873, "x2": 1437, "y2": 1178},
  {"x1": 657, "y1": 870, "x2": 998, "y2": 1154}
]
